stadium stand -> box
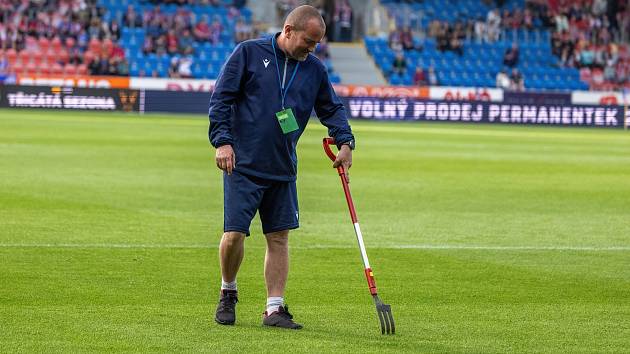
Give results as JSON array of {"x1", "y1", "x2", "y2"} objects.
[
  {"x1": 367, "y1": 0, "x2": 630, "y2": 91},
  {"x1": 98, "y1": 0, "x2": 253, "y2": 79},
  {"x1": 0, "y1": 0, "x2": 340, "y2": 82}
]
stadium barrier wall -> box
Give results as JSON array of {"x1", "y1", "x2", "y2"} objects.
[
  {"x1": 16, "y1": 75, "x2": 130, "y2": 89},
  {"x1": 8, "y1": 75, "x2": 629, "y2": 106},
  {"x1": 143, "y1": 90, "x2": 210, "y2": 114},
  {"x1": 2, "y1": 83, "x2": 628, "y2": 129},
  {"x1": 0, "y1": 85, "x2": 139, "y2": 112}
]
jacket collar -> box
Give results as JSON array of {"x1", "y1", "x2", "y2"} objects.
[{"x1": 272, "y1": 32, "x2": 289, "y2": 60}]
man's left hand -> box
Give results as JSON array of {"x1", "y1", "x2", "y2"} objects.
[{"x1": 333, "y1": 144, "x2": 352, "y2": 182}]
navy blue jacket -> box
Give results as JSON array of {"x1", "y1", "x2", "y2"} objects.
[{"x1": 208, "y1": 34, "x2": 354, "y2": 181}]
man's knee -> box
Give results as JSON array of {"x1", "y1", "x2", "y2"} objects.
[
  {"x1": 222, "y1": 232, "x2": 245, "y2": 248},
  {"x1": 265, "y1": 230, "x2": 289, "y2": 250}
]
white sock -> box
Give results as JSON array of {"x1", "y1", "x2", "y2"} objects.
[
  {"x1": 266, "y1": 296, "x2": 284, "y2": 315},
  {"x1": 221, "y1": 279, "x2": 237, "y2": 291}
]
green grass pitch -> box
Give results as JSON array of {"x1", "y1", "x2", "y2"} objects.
[{"x1": 1, "y1": 108, "x2": 629, "y2": 352}]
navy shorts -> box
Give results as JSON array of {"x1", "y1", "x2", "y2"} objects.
[{"x1": 223, "y1": 170, "x2": 299, "y2": 236}]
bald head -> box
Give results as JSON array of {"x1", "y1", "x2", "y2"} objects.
[
  {"x1": 284, "y1": 5, "x2": 326, "y2": 32},
  {"x1": 278, "y1": 5, "x2": 326, "y2": 62}
]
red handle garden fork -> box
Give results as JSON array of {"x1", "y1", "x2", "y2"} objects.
[{"x1": 322, "y1": 137, "x2": 395, "y2": 335}]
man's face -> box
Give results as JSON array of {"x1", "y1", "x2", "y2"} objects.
[{"x1": 285, "y1": 19, "x2": 324, "y2": 62}]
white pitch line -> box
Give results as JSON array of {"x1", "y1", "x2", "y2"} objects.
[{"x1": 0, "y1": 243, "x2": 629, "y2": 251}]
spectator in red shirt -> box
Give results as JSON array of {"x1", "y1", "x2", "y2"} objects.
[
  {"x1": 194, "y1": 15, "x2": 212, "y2": 42},
  {"x1": 110, "y1": 43, "x2": 125, "y2": 61},
  {"x1": 166, "y1": 29, "x2": 179, "y2": 54},
  {"x1": 413, "y1": 67, "x2": 427, "y2": 86}
]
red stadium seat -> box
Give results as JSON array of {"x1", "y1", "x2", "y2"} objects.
[
  {"x1": 25, "y1": 62, "x2": 38, "y2": 75},
  {"x1": 24, "y1": 36, "x2": 38, "y2": 52},
  {"x1": 50, "y1": 63, "x2": 63, "y2": 76},
  {"x1": 64, "y1": 64, "x2": 78, "y2": 76},
  {"x1": 77, "y1": 64, "x2": 88, "y2": 75},
  {"x1": 32, "y1": 51, "x2": 44, "y2": 66},
  {"x1": 39, "y1": 64, "x2": 51, "y2": 75},
  {"x1": 56, "y1": 48, "x2": 69, "y2": 64},
  {"x1": 38, "y1": 37, "x2": 50, "y2": 52},
  {"x1": 51, "y1": 36, "x2": 62, "y2": 52},
  {"x1": 89, "y1": 38, "x2": 101, "y2": 53},
  {"x1": 45, "y1": 48, "x2": 57, "y2": 64},
  {"x1": 11, "y1": 59, "x2": 24, "y2": 73},
  {"x1": 18, "y1": 50, "x2": 31, "y2": 65},
  {"x1": 6, "y1": 48, "x2": 17, "y2": 64},
  {"x1": 83, "y1": 50, "x2": 95, "y2": 65},
  {"x1": 65, "y1": 37, "x2": 76, "y2": 49}
]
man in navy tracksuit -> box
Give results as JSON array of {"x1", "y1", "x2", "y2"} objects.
[{"x1": 208, "y1": 5, "x2": 355, "y2": 329}]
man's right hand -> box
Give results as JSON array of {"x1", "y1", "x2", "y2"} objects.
[{"x1": 215, "y1": 145, "x2": 236, "y2": 175}]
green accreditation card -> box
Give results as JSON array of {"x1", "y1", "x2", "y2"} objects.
[{"x1": 275, "y1": 108, "x2": 299, "y2": 134}]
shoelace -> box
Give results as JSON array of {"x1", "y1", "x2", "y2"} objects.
[
  {"x1": 277, "y1": 306, "x2": 294, "y2": 320},
  {"x1": 218, "y1": 294, "x2": 238, "y2": 311}
]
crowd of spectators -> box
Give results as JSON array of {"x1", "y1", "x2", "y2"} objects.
[
  {"x1": 385, "y1": 0, "x2": 630, "y2": 90},
  {"x1": 412, "y1": 66, "x2": 438, "y2": 86},
  {"x1": 0, "y1": 0, "x2": 116, "y2": 51},
  {"x1": 495, "y1": 67, "x2": 524, "y2": 90},
  {"x1": 430, "y1": 21, "x2": 465, "y2": 55},
  {"x1": 422, "y1": 2, "x2": 545, "y2": 55},
  {"x1": 275, "y1": 0, "x2": 353, "y2": 42},
  {"x1": 0, "y1": 0, "x2": 129, "y2": 76},
  {"x1": 388, "y1": 26, "x2": 415, "y2": 52},
  {"x1": 547, "y1": 0, "x2": 630, "y2": 88},
  {"x1": 134, "y1": 3, "x2": 254, "y2": 57},
  {"x1": 421, "y1": 3, "x2": 550, "y2": 47},
  {"x1": 138, "y1": 6, "x2": 211, "y2": 55},
  {"x1": 0, "y1": 0, "x2": 253, "y2": 78},
  {"x1": 145, "y1": 0, "x2": 247, "y2": 7},
  {"x1": 122, "y1": 0, "x2": 254, "y2": 78}
]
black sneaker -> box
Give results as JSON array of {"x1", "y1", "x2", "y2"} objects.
[
  {"x1": 263, "y1": 305, "x2": 303, "y2": 330},
  {"x1": 215, "y1": 290, "x2": 238, "y2": 325}
]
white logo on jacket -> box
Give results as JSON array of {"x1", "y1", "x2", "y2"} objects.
[{"x1": 263, "y1": 59, "x2": 270, "y2": 68}]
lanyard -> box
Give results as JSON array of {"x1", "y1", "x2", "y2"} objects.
[{"x1": 271, "y1": 35, "x2": 299, "y2": 109}]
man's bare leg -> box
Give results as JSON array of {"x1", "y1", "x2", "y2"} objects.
[
  {"x1": 262, "y1": 230, "x2": 302, "y2": 329},
  {"x1": 264, "y1": 230, "x2": 289, "y2": 298},
  {"x1": 215, "y1": 231, "x2": 245, "y2": 325},
  {"x1": 220, "y1": 231, "x2": 246, "y2": 283}
]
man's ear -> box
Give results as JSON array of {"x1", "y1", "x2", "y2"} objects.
[{"x1": 284, "y1": 24, "x2": 293, "y2": 38}]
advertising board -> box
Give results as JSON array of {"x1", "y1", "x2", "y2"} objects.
[
  {"x1": 342, "y1": 97, "x2": 625, "y2": 128},
  {"x1": 0, "y1": 85, "x2": 139, "y2": 112}
]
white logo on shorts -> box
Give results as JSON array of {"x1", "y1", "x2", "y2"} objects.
[{"x1": 263, "y1": 59, "x2": 270, "y2": 68}]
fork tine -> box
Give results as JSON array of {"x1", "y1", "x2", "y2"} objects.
[
  {"x1": 375, "y1": 305, "x2": 386, "y2": 334},
  {"x1": 380, "y1": 305, "x2": 391, "y2": 334},
  {"x1": 386, "y1": 307, "x2": 395, "y2": 334}
]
